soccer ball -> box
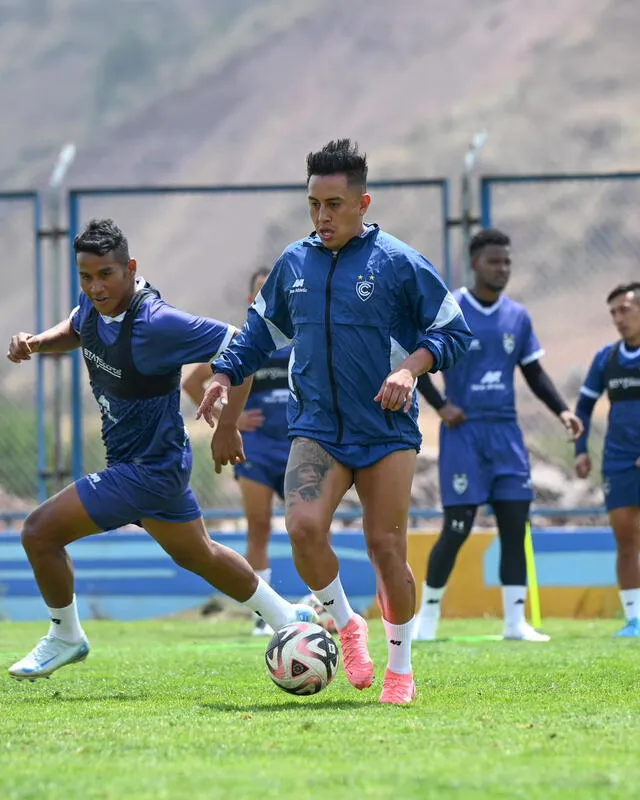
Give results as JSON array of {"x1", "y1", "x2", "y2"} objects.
[
  {"x1": 265, "y1": 621, "x2": 340, "y2": 695},
  {"x1": 298, "y1": 593, "x2": 338, "y2": 634}
]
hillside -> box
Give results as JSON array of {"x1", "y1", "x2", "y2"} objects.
[{"x1": 0, "y1": 0, "x2": 638, "y2": 421}]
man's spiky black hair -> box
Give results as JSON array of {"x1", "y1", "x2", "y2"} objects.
[
  {"x1": 306, "y1": 139, "x2": 368, "y2": 191},
  {"x1": 74, "y1": 218, "x2": 130, "y2": 266}
]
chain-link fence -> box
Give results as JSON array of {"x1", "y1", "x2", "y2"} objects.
[
  {"x1": 67, "y1": 180, "x2": 450, "y2": 513},
  {"x1": 480, "y1": 173, "x2": 640, "y2": 511},
  {"x1": 6, "y1": 174, "x2": 631, "y2": 522},
  {"x1": 0, "y1": 193, "x2": 44, "y2": 521}
]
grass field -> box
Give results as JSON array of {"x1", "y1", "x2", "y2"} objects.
[{"x1": 1, "y1": 618, "x2": 639, "y2": 800}]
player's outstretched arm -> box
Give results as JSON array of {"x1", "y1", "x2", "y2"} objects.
[
  {"x1": 208, "y1": 376, "x2": 254, "y2": 474},
  {"x1": 7, "y1": 319, "x2": 80, "y2": 363}
]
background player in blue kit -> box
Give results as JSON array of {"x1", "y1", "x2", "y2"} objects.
[
  {"x1": 183, "y1": 267, "x2": 292, "y2": 636},
  {"x1": 414, "y1": 228, "x2": 582, "y2": 642},
  {"x1": 5, "y1": 219, "x2": 315, "y2": 680},
  {"x1": 575, "y1": 282, "x2": 640, "y2": 637},
  {"x1": 196, "y1": 139, "x2": 472, "y2": 704}
]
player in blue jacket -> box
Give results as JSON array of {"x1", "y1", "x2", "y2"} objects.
[
  {"x1": 574, "y1": 282, "x2": 640, "y2": 637},
  {"x1": 196, "y1": 139, "x2": 472, "y2": 704},
  {"x1": 413, "y1": 229, "x2": 582, "y2": 642},
  {"x1": 183, "y1": 267, "x2": 292, "y2": 636},
  {"x1": 6, "y1": 218, "x2": 315, "y2": 681}
]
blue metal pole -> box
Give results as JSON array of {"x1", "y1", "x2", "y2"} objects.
[
  {"x1": 33, "y1": 194, "x2": 47, "y2": 503},
  {"x1": 480, "y1": 178, "x2": 492, "y2": 228},
  {"x1": 68, "y1": 192, "x2": 83, "y2": 481},
  {"x1": 441, "y1": 180, "x2": 452, "y2": 287}
]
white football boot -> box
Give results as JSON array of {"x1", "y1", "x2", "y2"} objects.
[
  {"x1": 503, "y1": 622, "x2": 550, "y2": 642},
  {"x1": 9, "y1": 634, "x2": 90, "y2": 680}
]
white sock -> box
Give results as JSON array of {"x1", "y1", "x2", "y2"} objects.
[
  {"x1": 420, "y1": 583, "x2": 445, "y2": 617},
  {"x1": 255, "y1": 568, "x2": 272, "y2": 585},
  {"x1": 312, "y1": 574, "x2": 354, "y2": 630},
  {"x1": 47, "y1": 594, "x2": 85, "y2": 643},
  {"x1": 244, "y1": 577, "x2": 292, "y2": 631},
  {"x1": 619, "y1": 588, "x2": 640, "y2": 621},
  {"x1": 502, "y1": 585, "x2": 527, "y2": 629},
  {"x1": 383, "y1": 617, "x2": 414, "y2": 674}
]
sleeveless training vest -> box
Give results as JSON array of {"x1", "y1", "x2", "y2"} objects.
[
  {"x1": 604, "y1": 342, "x2": 640, "y2": 403},
  {"x1": 80, "y1": 286, "x2": 181, "y2": 400}
]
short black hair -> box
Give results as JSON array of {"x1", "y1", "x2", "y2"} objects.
[
  {"x1": 469, "y1": 228, "x2": 511, "y2": 258},
  {"x1": 306, "y1": 139, "x2": 368, "y2": 191},
  {"x1": 249, "y1": 267, "x2": 270, "y2": 294},
  {"x1": 607, "y1": 282, "x2": 640, "y2": 304},
  {"x1": 74, "y1": 218, "x2": 130, "y2": 266}
]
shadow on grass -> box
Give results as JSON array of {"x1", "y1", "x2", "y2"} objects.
[
  {"x1": 9, "y1": 689, "x2": 151, "y2": 703},
  {"x1": 200, "y1": 697, "x2": 375, "y2": 713}
]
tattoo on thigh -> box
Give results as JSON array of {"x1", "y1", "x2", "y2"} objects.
[{"x1": 285, "y1": 439, "x2": 334, "y2": 505}]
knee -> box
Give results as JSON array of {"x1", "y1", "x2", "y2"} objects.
[
  {"x1": 287, "y1": 510, "x2": 327, "y2": 555},
  {"x1": 21, "y1": 508, "x2": 49, "y2": 557},
  {"x1": 170, "y1": 540, "x2": 218, "y2": 575},
  {"x1": 616, "y1": 533, "x2": 639, "y2": 554},
  {"x1": 366, "y1": 530, "x2": 405, "y2": 571},
  {"x1": 440, "y1": 508, "x2": 474, "y2": 544}
]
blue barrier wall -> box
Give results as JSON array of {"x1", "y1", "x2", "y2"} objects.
[
  {"x1": 0, "y1": 531, "x2": 376, "y2": 621},
  {"x1": 0, "y1": 528, "x2": 617, "y2": 621}
]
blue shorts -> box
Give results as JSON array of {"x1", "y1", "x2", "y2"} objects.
[
  {"x1": 76, "y1": 460, "x2": 201, "y2": 531},
  {"x1": 439, "y1": 420, "x2": 533, "y2": 508},
  {"x1": 603, "y1": 468, "x2": 640, "y2": 511},
  {"x1": 234, "y1": 434, "x2": 290, "y2": 499},
  {"x1": 312, "y1": 439, "x2": 419, "y2": 471}
]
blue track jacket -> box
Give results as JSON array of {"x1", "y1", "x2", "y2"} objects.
[{"x1": 213, "y1": 225, "x2": 471, "y2": 447}]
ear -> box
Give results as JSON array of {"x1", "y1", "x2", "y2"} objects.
[
  {"x1": 359, "y1": 192, "x2": 372, "y2": 217},
  {"x1": 127, "y1": 258, "x2": 137, "y2": 275}
]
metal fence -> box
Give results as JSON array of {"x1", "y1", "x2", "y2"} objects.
[
  {"x1": 2, "y1": 172, "x2": 636, "y2": 524},
  {"x1": 66, "y1": 179, "x2": 450, "y2": 512},
  {"x1": 0, "y1": 192, "x2": 45, "y2": 522},
  {"x1": 480, "y1": 172, "x2": 640, "y2": 513}
]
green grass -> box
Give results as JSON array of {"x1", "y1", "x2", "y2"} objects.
[{"x1": 1, "y1": 619, "x2": 639, "y2": 800}]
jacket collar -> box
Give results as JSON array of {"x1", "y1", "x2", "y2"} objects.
[{"x1": 303, "y1": 223, "x2": 379, "y2": 251}]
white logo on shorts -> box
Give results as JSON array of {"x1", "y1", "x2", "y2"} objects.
[
  {"x1": 453, "y1": 473, "x2": 468, "y2": 495},
  {"x1": 603, "y1": 478, "x2": 611, "y2": 496},
  {"x1": 87, "y1": 473, "x2": 101, "y2": 490}
]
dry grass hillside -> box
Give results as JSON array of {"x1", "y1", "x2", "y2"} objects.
[{"x1": 1, "y1": 0, "x2": 639, "y2": 405}]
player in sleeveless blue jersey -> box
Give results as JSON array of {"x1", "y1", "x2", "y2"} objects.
[
  {"x1": 413, "y1": 228, "x2": 582, "y2": 642},
  {"x1": 5, "y1": 219, "x2": 316, "y2": 681},
  {"x1": 195, "y1": 140, "x2": 472, "y2": 704},
  {"x1": 183, "y1": 267, "x2": 293, "y2": 636},
  {"x1": 574, "y1": 282, "x2": 640, "y2": 637}
]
